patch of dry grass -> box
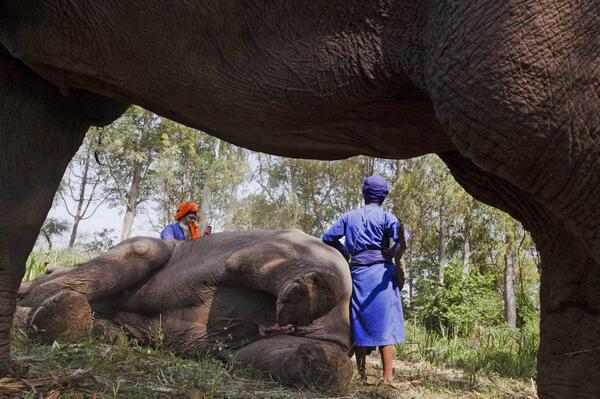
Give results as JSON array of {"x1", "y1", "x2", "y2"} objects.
[{"x1": 9, "y1": 328, "x2": 537, "y2": 398}]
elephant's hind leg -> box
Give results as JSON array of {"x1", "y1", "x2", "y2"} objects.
[
  {"x1": 20, "y1": 237, "x2": 175, "y2": 308},
  {"x1": 233, "y1": 336, "x2": 353, "y2": 392}
]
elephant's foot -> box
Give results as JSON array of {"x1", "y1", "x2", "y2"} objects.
[
  {"x1": 234, "y1": 335, "x2": 352, "y2": 391},
  {"x1": 276, "y1": 271, "x2": 338, "y2": 326},
  {"x1": 12, "y1": 306, "x2": 31, "y2": 329},
  {"x1": 29, "y1": 290, "x2": 92, "y2": 344}
]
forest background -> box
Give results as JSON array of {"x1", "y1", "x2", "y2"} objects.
[{"x1": 28, "y1": 106, "x2": 541, "y2": 383}]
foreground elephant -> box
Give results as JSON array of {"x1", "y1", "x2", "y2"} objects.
[
  {"x1": 16, "y1": 231, "x2": 354, "y2": 390},
  {"x1": 0, "y1": 1, "x2": 599, "y2": 397}
]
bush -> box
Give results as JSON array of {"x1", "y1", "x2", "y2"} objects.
[
  {"x1": 24, "y1": 250, "x2": 88, "y2": 282},
  {"x1": 412, "y1": 260, "x2": 503, "y2": 336}
]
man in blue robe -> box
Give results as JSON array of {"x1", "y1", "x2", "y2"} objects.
[
  {"x1": 160, "y1": 201, "x2": 201, "y2": 241},
  {"x1": 322, "y1": 175, "x2": 406, "y2": 385}
]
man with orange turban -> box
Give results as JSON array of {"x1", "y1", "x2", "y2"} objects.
[{"x1": 160, "y1": 202, "x2": 201, "y2": 241}]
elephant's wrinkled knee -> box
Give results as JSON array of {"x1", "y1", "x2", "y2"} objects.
[
  {"x1": 29, "y1": 290, "x2": 92, "y2": 344},
  {"x1": 118, "y1": 236, "x2": 173, "y2": 270},
  {"x1": 132, "y1": 240, "x2": 150, "y2": 256}
]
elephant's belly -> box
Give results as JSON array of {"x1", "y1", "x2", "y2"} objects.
[{"x1": 115, "y1": 286, "x2": 277, "y2": 356}]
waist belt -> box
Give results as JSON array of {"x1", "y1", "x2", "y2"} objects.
[{"x1": 350, "y1": 249, "x2": 391, "y2": 267}]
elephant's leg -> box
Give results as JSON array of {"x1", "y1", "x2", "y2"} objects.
[
  {"x1": 223, "y1": 230, "x2": 353, "y2": 327},
  {"x1": 233, "y1": 335, "x2": 353, "y2": 391},
  {"x1": 20, "y1": 237, "x2": 175, "y2": 308},
  {"x1": 428, "y1": 2, "x2": 600, "y2": 263},
  {"x1": 0, "y1": 46, "x2": 126, "y2": 375},
  {"x1": 535, "y1": 234, "x2": 600, "y2": 398},
  {"x1": 442, "y1": 152, "x2": 600, "y2": 398}
]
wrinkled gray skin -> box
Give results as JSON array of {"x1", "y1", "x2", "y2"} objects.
[
  {"x1": 0, "y1": 1, "x2": 599, "y2": 396},
  {"x1": 17, "y1": 231, "x2": 354, "y2": 390}
]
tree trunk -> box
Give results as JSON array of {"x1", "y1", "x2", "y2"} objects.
[
  {"x1": 200, "y1": 184, "x2": 211, "y2": 232},
  {"x1": 503, "y1": 249, "x2": 517, "y2": 328},
  {"x1": 407, "y1": 239, "x2": 414, "y2": 305},
  {"x1": 42, "y1": 233, "x2": 53, "y2": 251},
  {"x1": 199, "y1": 139, "x2": 221, "y2": 232},
  {"x1": 120, "y1": 161, "x2": 143, "y2": 241},
  {"x1": 438, "y1": 203, "x2": 446, "y2": 285},
  {"x1": 68, "y1": 150, "x2": 92, "y2": 248},
  {"x1": 462, "y1": 210, "x2": 471, "y2": 273},
  {"x1": 289, "y1": 161, "x2": 299, "y2": 226}
]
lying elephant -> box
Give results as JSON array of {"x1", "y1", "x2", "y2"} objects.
[{"x1": 16, "y1": 230, "x2": 354, "y2": 391}]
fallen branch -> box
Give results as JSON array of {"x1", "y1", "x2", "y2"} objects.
[{"x1": 0, "y1": 368, "x2": 92, "y2": 394}]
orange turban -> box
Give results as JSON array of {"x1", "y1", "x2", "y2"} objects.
[{"x1": 176, "y1": 201, "x2": 198, "y2": 220}]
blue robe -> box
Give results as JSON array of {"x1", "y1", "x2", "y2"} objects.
[
  {"x1": 322, "y1": 205, "x2": 405, "y2": 347},
  {"x1": 160, "y1": 223, "x2": 185, "y2": 241}
]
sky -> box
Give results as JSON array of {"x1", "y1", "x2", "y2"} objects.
[{"x1": 46, "y1": 196, "x2": 159, "y2": 248}]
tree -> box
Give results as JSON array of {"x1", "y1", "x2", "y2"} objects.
[
  {"x1": 38, "y1": 217, "x2": 70, "y2": 250},
  {"x1": 82, "y1": 228, "x2": 117, "y2": 256},
  {"x1": 151, "y1": 122, "x2": 249, "y2": 232},
  {"x1": 59, "y1": 128, "x2": 109, "y2": 248},
  {"x1": 99, "y1": 107, "x2": 165, "y2": 240}
]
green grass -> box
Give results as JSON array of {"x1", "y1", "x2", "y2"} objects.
[
  {"x1": 396, "y1": 319, "x2": 539, "y2": 380},
  {"x1": 9, "y1": 326, "x2": 538, "y2": 398},
  {"x1": 11, "y1": 328, "x2": 289, "y2": 398},
  {"x1": 23, "y1": 250, "x2": 89, "y2": 282}
]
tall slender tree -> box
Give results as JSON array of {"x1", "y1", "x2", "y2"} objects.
[
  {"x1": 59, "y1": 128, "x2": 108, "y2": 248},
  {"x1": 100, "y1": 107, "x2": 165, "y2": 240}
]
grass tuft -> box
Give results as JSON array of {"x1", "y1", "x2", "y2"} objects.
[{"x1": 395, "y1": 319, "x2": 539, "y2": 380}]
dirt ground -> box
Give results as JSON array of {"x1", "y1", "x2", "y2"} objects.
[{"x1": 345, "y1": 355, "x2": 538, "y2": 399}]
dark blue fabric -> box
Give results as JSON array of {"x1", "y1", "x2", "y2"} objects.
[
  {"x1": 362, "y1": 175, "x2": 389, "y2": 204},
  {"x1": 160, "y1": 223, "x2": 185, "y2": 241},
  {"x1": 350, "y1": 249, "x2": 389, "y2": 267},
  {"x1": 322, "y1": 204, "x2": 407, "y2": 346},
  {"x1": 322, "y1": 205, "x2": 401, "y2": 265}
]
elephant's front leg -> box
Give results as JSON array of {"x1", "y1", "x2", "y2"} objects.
[
  {"x1": 233, "y1": 335, "x2": 353, "y2": 391},
  {"x1": 0, "y1": 47, "x2": 126, "y2": 375}
]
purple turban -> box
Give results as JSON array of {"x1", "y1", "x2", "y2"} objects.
[{"x1": 362, "y1": 175, "x2": 389, "y2": 204}]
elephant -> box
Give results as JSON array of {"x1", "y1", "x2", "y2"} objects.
[
  {"x1": 0, "y1": 1, "x2": 598, "y2": 397},
  {"x1": 15, "y1": 231, "x2": 354, "y2": 390}
]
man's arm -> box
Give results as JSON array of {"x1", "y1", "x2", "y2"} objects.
[
  {"x1": 160, "y1": 225, "x2": 176, "y2": 240},
  {"x1": 322, "y1": 216, "x2": 350, "y2": 261},
  {"x1": 389, "y1": 219, "x2": 409, "y2": 290}
]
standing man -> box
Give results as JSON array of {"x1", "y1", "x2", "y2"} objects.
[
  {"x1": 203, "y1": 225, "x2": 213, "y2": 236},
  {"x1": 160, "y1": 201, "x2": 201, "y2": 241},
  {"x1": 322, "y1": 176, "x2": 407, "y2": 386}
]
